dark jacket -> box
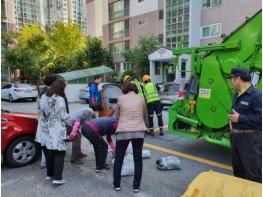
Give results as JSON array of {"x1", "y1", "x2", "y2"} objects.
[{"x1": 232, "y1": 85, "x2": 262, "y2": 131}]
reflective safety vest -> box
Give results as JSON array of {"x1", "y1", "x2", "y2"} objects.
[
  {"x1": 143, "y1": 82, "x2": 160, "y2": 103},
  {"x1": 132, "y1": 80, "x2": 144, "y2": 97}
]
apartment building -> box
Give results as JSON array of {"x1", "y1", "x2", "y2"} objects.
[
  {"x1": 1, "y1": 0, "x2": 88, "y2": 35},
  {"x1": 149, "y1": 0, "x2": 261, "y2": 84},
  {"x1": 102, "y1": 0, "x2": 164, "y2": 74}
]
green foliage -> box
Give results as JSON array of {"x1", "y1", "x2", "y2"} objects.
[
  {"x1": 2, "y1": 22, "x2": 112, "y2": 82},
  {"x1": 84, "y1": 36, "x2": 113, "y2": 68},
  {"x1": 123, "y1": 36, "x2": 159, "y2": 77},
  {"x1": 47, "y1": 21, "x2": 86, "y2": 60}
]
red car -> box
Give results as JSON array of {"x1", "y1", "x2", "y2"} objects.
[{"x1": 1, "y1": 110, "x2": 40, "y2": 167}]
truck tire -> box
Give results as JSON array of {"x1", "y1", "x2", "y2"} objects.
[{"x1": 5, "y1": 136, "x2": 40, "y2": 167}]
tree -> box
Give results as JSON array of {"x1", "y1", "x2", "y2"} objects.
[
  {"x1": 48, "y1": 21, "x2": 86, "y2": 62},
  {"x1": 13, "y1": 24, "x2": 52, "y2": 93},
  {"x1": 123, "y1": 36, "x2": 159, "y2": 77},
  {"x1": 84, "y1": 36, "x2": 113, "y2": 68}
]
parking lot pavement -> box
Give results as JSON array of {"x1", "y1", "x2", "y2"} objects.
[{"x1": 1, "y1": 101, "x2": 232, "y2": 197}]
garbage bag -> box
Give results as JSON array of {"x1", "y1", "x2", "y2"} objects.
[
  {"x1": 112, "y1": 154, "x2": 134, "y2": 176},
  {"x1": 142, "y1": 150, "x2": 151, "y2": 159},
  {"x1": 156, "y1": 156, "x2": 181, "y2": 170},
  {"x1": 121, "y1": 154, "x2": 134, "y2": 176}
]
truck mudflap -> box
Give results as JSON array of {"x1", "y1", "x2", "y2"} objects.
[{"x1": 181, "y1": 171, "x2": 262, "y2": 197}]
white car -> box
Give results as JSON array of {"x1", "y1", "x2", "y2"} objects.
[
  {"x1": 79, "y1": 83, "x2": 117, "y2": 103},
  {"x1": 1, "y1": 83, "x2": 38, "y2": 102}
]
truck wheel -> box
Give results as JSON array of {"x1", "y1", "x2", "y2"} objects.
[{"x1": 5, "y1": 136, "x2": 40, "y2": 167}]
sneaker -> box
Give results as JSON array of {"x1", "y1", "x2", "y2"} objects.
[
  {"x1": 112, "y1": 184, "x2": 121, "y2": 191},
  {"x1": 52, "y1": 179, "x2": 65, "y2": 185},
  {"x1": 45, "y1": 176, "x2": 52, "y2": 181},
  {"x1": 133, "y1": 188, "x2": 140, "y2": 193},
  {"x1": 70, "y1": 158, "x2": 84, "y2": 165},
  {"x1": 95, "y1": 165, "x2": 110, "y2": 173},
  {"x1": 114, "y1": 187, "x2": 121, "y2": 191}
]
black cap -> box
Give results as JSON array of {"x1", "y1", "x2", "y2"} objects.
[{"x1": 226, "y1": 67, "x2": 251, "y2": 82}]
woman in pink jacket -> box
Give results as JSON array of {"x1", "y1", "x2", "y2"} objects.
[{"x1": 113, "y1": 82, "x2": 147, "y2": 193}]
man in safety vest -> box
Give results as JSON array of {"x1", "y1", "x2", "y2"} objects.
[
  {"x1": 142, "y1": 74, "x2": 164, "y2": 136},
  {"x1": 123, "y1": 75, "x2": 144, "y2": 97}
]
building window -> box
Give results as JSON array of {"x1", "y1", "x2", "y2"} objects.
[
  {"x1": 203, "y1": 0, "x2": 221, "y2": 8},
  {"x1": 110, "y1": 40, "x2": 130, "y2": 61},
  {"x1": 201, "y1": 23, "x2": 221, "y2": 38},
  {"x1": 109, "y1": 20, "x2": 129, "y2": 40},
  {"x1": 165, "y1": 0, "x2": 190, "y2": 48},
  {"x1": 109, "y1": 0, "x2": 129, "y2": 20},
  {"x1": 138, "y1": 0, "x2": 145, "y2": 2},
  {"x1": 159, "y1": 10, "x2": 163, "y2": 20}
]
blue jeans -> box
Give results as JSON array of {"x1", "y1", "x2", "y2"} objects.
[{"x1": 113, "y1": 138, "x2": 144, "y2": 189}]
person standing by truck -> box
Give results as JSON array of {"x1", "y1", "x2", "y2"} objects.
[
  {"x1": 123, "y1": 75, "x2": 144, "y2": 97},
  {"x1": 227, "y1": 67, "x2": 262, "y2": 183},
  {"x1": 142, "y1": 75, "x2": 164, "y2": 136}
]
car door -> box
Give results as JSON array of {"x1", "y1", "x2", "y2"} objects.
[{"x1": 1, "y1": 84, "x2": 12, "y2": 99}]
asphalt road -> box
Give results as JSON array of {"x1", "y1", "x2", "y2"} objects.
[{"x1": 1, "y1": 100, "x2": 232, "y2": 197}]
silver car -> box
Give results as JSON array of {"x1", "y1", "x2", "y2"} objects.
[
  {"x1": 79, "y1": 83, "x2": 121, "y2": 105},
  {"x1": 159, "y1": 83, "x2": 180, "y2": 106},
  {"x1": 1, "y1": 83, "x2": 38, "y2": 102}
]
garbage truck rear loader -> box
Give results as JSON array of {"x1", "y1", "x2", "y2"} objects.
[{"x1": 168, "y1": 10, "x2": 262, "y2": 147}]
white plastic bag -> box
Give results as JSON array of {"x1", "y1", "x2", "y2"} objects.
[
  {"x1": 156, "y1": 156, "x2": 181, "y2": 170},
  {"x1": 121, "y1": 154, "x2": 134, "y2": 176},
  {"x1": 142, "y1": 149, "x2": 151, "y2": 159},
  {"x1": 112, "y1": 154, "x2": 134, "y2": 176}
]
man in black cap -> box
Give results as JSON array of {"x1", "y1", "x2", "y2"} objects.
[{"x1": 227, "y1": 67, "x2": 262, "y2": 183}]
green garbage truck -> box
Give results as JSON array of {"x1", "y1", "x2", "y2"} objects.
[{"x1": 168, "y1": 10, "x2": 262, "y2": 147}]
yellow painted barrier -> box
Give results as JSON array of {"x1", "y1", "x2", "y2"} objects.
[{"x1": 181, "y1": 171, "x2": 262, "y2": 197}]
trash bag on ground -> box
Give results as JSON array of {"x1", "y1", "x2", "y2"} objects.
[
  {"x1": 156, "y1": 156, "x2": 181, "y2": 170},
  {"x1": 112, "y1": 154, "x2": 134, "y2": 176},
  {"x1": 142, "y1": 149, "x2": 151, "y2": 159}
]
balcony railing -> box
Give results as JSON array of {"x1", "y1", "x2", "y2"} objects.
[
  {"x1": 109, "y1": 29, "x2": 129, "y2": 41},
  {"x1": 109, "y1": 8, "x2": 129, "y2": 21}
]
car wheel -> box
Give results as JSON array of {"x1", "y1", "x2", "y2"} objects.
[
  {"x1": 32, "y1": 98, "x2": 37, "y2": 102},
  {"x1": 8, "y1": 94, "x2": 13, "y2": 103},
  {"x1": 5, "y1": 136, "x2": 40, "y2": 167}
]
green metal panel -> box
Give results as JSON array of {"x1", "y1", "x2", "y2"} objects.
[
  {"x1": 169, "y1": 10, "x2": 262, "y2": 147},
  {"x1": 196, "y1": 56, "x2": 233, "y2": 129}
]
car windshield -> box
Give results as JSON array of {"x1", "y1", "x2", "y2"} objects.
[{"x1": 164, "y1": 84, "x2": 180, "y2": 93}]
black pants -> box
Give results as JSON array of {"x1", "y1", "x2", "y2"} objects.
[
  {"x1": 42, "y1": 147, "x2": 66, "y2": 180},
  {"x1": 81, "y1": 123, "x2": 108, "y2": 169},
  {"x1": 113, "y1": 138, "x2": 144, "y2": 189},
  {"x1": 230, "y1": 132, "x2": 262, "y2": 183},
  {"x1": 147, "y1": 100, "x2": 163, "y2": 129}
]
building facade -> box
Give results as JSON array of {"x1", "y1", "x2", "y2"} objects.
[
  {"x1": 102, "y1": 0, "x2": 164, "y2": 74},
  {"x1": 150, "y1": 0, "x2": 261, "y2": 84},
  {"x1": 1, "y1": 0, "x2": 88, "y2": 35}
]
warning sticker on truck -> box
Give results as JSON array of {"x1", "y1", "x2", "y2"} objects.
[{"x1": 199, "y1": 88, "x2": 211, "y2": 99}]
